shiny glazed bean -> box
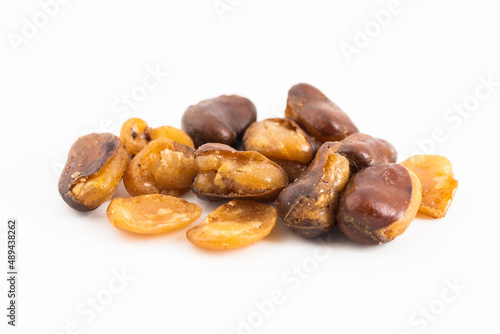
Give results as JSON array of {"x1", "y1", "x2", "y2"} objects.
[{"x1": 59, "y1": 133, "x2": 128, "y2": 211}]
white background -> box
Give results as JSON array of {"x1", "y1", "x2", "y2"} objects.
[{"x1": 1, "y1": 1, "x2": 499, "y2": 333}]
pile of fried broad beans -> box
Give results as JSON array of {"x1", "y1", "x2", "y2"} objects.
[{"x1": 59, "y1": 83, "x2": 458, "y2": 249}]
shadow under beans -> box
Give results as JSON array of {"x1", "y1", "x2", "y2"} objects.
[
  {"x1": 73, "y1": 206, "x2": 108, "y2": 225},
  {"x1": 264, "y1": 215, "x2": 297, "y2": 243},
  {"x1": 111, "y1": 226, "x2": 184, "y2": 242},
  {"x1": 317, "y1": 226, "x2": 385, "y2": 251},
  {"x1": 416, "y1": 212, "x2": 438, "y2": 221},
  {"x1": 186, "y1": 243, "x2": 253, "y2": 256}
]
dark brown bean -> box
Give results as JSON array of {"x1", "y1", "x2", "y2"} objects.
[
  {"x1": 338, "y1": 133, "x2": 397, "y2": 174},
  {"x1": 337, "y1": 163, "x2": 422, "y2": 245},
  {"x1": 182, "y1": 95, "x2": 257, "y2": 148},
  {"x1": 285, "y1": 83, "x2": 359, "y2": 142},
  {"x1": 276, "y1": 142, "x2": 350, "y2": 238}
]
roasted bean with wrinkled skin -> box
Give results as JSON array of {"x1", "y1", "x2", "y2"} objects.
[
  {"x1": 276, "y1": 142, "x2": 350, "y2": 238},
  {"x1": 182, "y1": 95, "x2": 257, "y2": 148},
  {"x1": 338, "y1": 133, "x2": 397, "y2": 174},
  {"x1": 59, "y1": 133, "x2": 128, "y2": 211},
  {"x1": 123, "y1": 138, "x2": 197, "y2": 197},
  {"x1": 243, "y1": 118, "x2": 316, "y2": 180},
  {"x1": 401, "y1": 155, "x2": 458, "y2": 218},
  {"x1": 192, "y1": 143, "x2": 289, "y2": 202},
  {"x1": 285, "y1": 83, "x2": 359, "y2": 142},
  {"x1": 107, "y1": 194, "x2": 202, "y2": 234},
  {"x1": 186, "y1": 200, "x2": 276, "y2": 249},
  {"x1": 337, "y1": 163, "x2": 422, "y2": 245}
]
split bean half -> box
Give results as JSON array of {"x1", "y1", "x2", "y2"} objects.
[
  {"x1": 186, "y1": 200, "x2": 276, "y2": 249},
  {"x1": 401, "y1": 155, "x2": 458, "y2": 218},
  {"x1": 107, "y1": 194, "x2": 202, "y2": 234}
]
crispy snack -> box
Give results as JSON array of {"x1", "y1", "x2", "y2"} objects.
[
  {"x1": 150, "y1": 125, "x2": 194, "y2": 149},
  {"x1": 107, "y1": 194, "x2": 202, "y2": 234},
  {"x1": 243, "y1": 118, "x2": 316, "y2": 180},
  {"x1": 59, "y1": 133, "x2": 128, "y2": 211},
  {"x1": 123, "y1": 138, "x2": 197, "y2": 197},
  {"x1": 401, "y1": 155, "x2": 458, "y2": 218},
  {"x1": 182, "y1": 95, "x2": 257, "y2": 148},
  {"x1": 276, "y1": 142, "x2": 350, "y2": 238},
  {"x1": 120, "y1": 118, "x2": 194, "y2": 157},
  {"x1": 192, "y1": 143, "x2": 289, "y2": 202},
  {"x1": 285, "y1": 83, "x2": 359, "y2": 142},
  {"x1": 337, "y1": 163, "x2": 422, "y2": 245},
  {"x1": 338, "y1": 133, "x2": 397, "y2": 174},
  {"x1": 186, "y1": 200, "x2": 276, "y2": 249},
  {"x1": 120, "y1": 118, "x2": 152, "y2": 157}
]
